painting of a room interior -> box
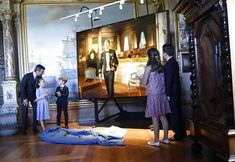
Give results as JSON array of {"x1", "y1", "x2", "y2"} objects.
[{"x1": 77, "y1": 13, "x2": 168, "y2": 98}]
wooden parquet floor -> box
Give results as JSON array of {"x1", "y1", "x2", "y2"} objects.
[{"x1": 0, "y1": 123, "x2": 223, "y2": 162}]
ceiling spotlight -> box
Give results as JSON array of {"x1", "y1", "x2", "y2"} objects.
[
  {"x1": 93, "y1": 10, "x2": 100, "y2": 21},
  {"x1": 88, "y1": 13, "x2": 91, "y2": 18},
  {"x1": 99, "y1": 9, "x2": 103, "y2": 15},
  {"x1": 75, "y1": 14, "x2": 79, "y2": 22},
  {"x1": 99, "y1": 6, "x2": 104, "y2": 15},
  {"x1": 119, "y1": 4, "x2": 123, "y2": 10},
  {"x1": 140, "y1": 0, "x2": 144, "y2": 4},
  {"x1": 88, "y1": 10, "x2": 92, "y2": 18},
  {"x1": 88, "y1": 10, "x2": 93, "y2": 18}
]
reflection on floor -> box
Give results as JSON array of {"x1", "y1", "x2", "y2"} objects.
[{"x1": 79, "y1": 76, "x2": 146, "y2": 98}]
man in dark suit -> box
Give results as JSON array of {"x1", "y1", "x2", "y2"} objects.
[
  {"x1": 20, "y1": 64, "x2": 45, "y2": 134},
  {"x1": 98, "y1": 40, "x2": 119, "y2": 98},
  {"x1": 163, "y1": 44, "x2": 186, "y2": 141}
]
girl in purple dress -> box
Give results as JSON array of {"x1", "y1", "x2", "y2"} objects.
[
  {"x1": 142, "y1": 48, "x2": 171, "y2": 147},
  {"x1": 35, "y1": 78, "x2": 50, "y2": 131}
]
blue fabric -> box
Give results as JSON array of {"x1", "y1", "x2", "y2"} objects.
[{"x1": 39, "y1": 126, "x2": 124, "y2": 146}]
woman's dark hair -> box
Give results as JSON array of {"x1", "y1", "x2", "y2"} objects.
[
  {"x1": 146, "y1": 48, "x2": 163, "y2": 73},
  {"x1": 34, "y1": 64, "x2": 45, "y2": 72}
]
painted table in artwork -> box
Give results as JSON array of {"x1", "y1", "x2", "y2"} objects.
[{"x1": 79, "y1": 77, "x2": 101, "y2": 98}]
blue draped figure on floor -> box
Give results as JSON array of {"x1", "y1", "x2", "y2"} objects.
[{"x1": 39, "y1": 126, "x2": 125, "y2": 146}]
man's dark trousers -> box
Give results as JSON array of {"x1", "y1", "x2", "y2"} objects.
[
  {"x1": 22, "y1": 100, "x2": 37, "y2": 131},
  {"x1": 104, "y1": 71, "x2": 114, "y2": 98}
]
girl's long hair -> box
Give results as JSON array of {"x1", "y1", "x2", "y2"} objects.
[
  {"x1": 36, "y1": 78, "x2": 45, "y2": 89},
  {"x1": 146, "y1": 48, "x2": 163, "y2": 73}
]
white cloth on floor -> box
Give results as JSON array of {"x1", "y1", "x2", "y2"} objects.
[{"x1": 99, "y1": 126, "x2": 127, "y2": 139}]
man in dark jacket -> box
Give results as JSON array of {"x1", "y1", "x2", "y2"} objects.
[
  {"x1": 98, "y1": 40, "x2": 119, "y2": 98},
  {"x1": 163, "y1": 44, "x2": 186, "y2": 141},
  {"x1": 20, "y1": 64, "x2": 45, "y2": 134}
]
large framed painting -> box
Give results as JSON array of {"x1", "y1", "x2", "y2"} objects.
[
  {"x1": 21, "y1": 2, "x2": 135, "y2": 103},
  {"x1": 77, "y1": 14, "x2": 159, "y2": 99}
]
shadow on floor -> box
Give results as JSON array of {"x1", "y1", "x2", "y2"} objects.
[{"x1": 94, "y1": 111, "x2": 152, "y2": 129}]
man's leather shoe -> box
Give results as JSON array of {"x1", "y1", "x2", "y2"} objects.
[
  {"x1": 22, "y1": 130, "x2": 27, "y2": 135},
  {"x1": 169, "y1": 137, "x2": 181, "y2": 141},
  {"x1": 33, "y1": 129, "x2": 39, "y2": 134}
]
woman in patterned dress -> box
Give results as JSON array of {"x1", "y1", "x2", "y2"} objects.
[{"x1": 142, "y1": 48, "x2": 171, "y2": 147}]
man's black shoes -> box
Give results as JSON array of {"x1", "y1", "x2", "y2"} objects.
[
  {"x1": 21, "y1": 130, "x2": 27, "y2": 135},
  {"x1": 33, "y1": 129, "x2": 39, "y2": 134},
  {"x1": 169, "y1": 135, "x2": 185, "y2": 141}
]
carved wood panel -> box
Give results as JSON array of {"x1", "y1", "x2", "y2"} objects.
[
  {"x1": 176, "y1": 0, "x2": 235, "y2": 160},
  {"x1": 194, "y1": 11, "x2": 227, "y2": 126},
  {"x1": 190, "y1": 1, "x2": 234, "y2": 128}
]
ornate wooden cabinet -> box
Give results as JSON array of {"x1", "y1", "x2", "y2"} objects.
[{"x1": 175, "y1": 0, "x2": 234, "y2": 161}]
